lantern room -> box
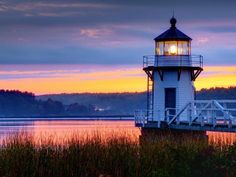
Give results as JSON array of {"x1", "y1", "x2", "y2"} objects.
[{"x1": 154, "y1": 17, "x2": 191, "y2": 56}]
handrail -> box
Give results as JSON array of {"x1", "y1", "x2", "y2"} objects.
[
  {"x1": 134, "y1": 100, "x2": 236, "y2": 130},
  {"x1": 143, "y1": 55, "x2": 203, "y2": 68},
  {"x1": 168, "y1": 102, "x2": 191, "y2": 125}
]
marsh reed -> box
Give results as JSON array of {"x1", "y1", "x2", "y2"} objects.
[{"x1": 0, "y1": 132, "x2": 236, "y2": 177}]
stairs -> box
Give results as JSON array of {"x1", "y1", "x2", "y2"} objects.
[{"x1": 147, "y1": 75, "x2": 153, "y2": 121}]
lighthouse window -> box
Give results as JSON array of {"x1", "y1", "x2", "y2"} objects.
[
  {"x1": 156, "y1": 42, "x2": 164, "y2": 55},
  {"x1": 177, "y1": 41, "x2": 189, "y2": 55},
  {"x1": 156, "y1": 41, "x2": 190, "y2": 55},
  {"x1": 164, "y1": 41, "x2": 177, "y2": 55},
  {"x1": 170, "y1": 44, "x2": 177, "y2": 55}
]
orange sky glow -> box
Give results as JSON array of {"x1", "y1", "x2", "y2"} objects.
[{"x1": 0, "y1": 65, "x2": 236, "y2": 95}]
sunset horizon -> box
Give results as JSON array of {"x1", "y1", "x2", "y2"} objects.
[{"x1": 1, "y1": 64, "x2": 236, "y2": 95}]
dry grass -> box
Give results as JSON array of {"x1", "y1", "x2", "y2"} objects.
[{"x1": 0, "y1": 133, "x2": 236, "y2": 177}]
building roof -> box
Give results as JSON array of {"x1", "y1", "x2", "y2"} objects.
[{"x1": 154, "y1": 17, "x2": 192, "y2": 42}]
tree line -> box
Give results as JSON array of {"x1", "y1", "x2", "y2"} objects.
[
  {"x1": 1, "y1": 87, "x2": 236, "y2": 116},
  {"x1": 0, "y1": 90, "x2": 95, "y2": 117}
]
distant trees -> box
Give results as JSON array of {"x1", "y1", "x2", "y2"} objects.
[
  {"x1": 196, "y1": 87, "x2": 236, "y2": 100},
  {"x1": 0, "y1": 90, "x2": 96, "y2": 117},
  {"x1": 1, "y1": 87, "x2": 236, "y2": 117},
  {"x1": 38, "y1": 98, "x2": 65, "y2": 115},
  {"x1": 38, "y1": 92, "x2": 147, "y2": 116},
  {"x1": 66, "y1": 103, "x2": 95, "y2": 115},
  {"x1": 0, "y1": 90, "x2": 37, "y2": 116}
]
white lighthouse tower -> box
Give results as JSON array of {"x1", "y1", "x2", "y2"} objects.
[
  {"x1": 135, "y1": 17, "x2": 236, "y2": 134},
  {"x1": 144, "y1": 17, "x2": 203, "y2": 125},
  {"x1": 151, "y1": 17, "x2": 202, "y2": 124}
]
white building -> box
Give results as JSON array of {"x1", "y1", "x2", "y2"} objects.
[
  {"x1": 144, "y1": 17, "x2": 203, "y2": 123},
  {"x1": 135, "y1": 17, "x2": 236, "y2": 133}
]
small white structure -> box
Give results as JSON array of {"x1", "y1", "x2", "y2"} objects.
[
  {"x1": 152, "y1": 17, "x2": 202, "y2": 123},
  {"x1": 135, "y1": 17, "x2": 236, "y2": 132}
]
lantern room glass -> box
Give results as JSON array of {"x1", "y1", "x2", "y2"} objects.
[{"x1": 155, "y1": 41, "x2": 190, "y2": 56}]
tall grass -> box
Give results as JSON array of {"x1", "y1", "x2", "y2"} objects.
[{"x1": 0, "y1": 133, "x2": 236, "y2": 177}]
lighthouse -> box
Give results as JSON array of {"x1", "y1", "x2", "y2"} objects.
[
  {"x1": 135, "y1": 17, "x2": 236, "y2": 133},
  {"x1": 141, "y1": 16, "x2": 203, "y2": 126},
  {"x1": 151, "y1": 17, "x2": 202, "y2": 125}
]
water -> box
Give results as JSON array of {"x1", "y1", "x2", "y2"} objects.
[
  {"x1": 0, "y1": 118, "x2": 236, "y2": 145},
  {"x1": 0, "y1": 118, "x2": 140, "y2": 144}
]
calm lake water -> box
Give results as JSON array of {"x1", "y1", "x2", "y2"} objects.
[
  {"x1": 0, "y1": 118, "x2": 236, "y2": 145},
  {"x1": 0, "y1": 118, "x2": 140, "y2": 144}
]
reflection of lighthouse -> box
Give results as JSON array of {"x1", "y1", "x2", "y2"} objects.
[{"x1": 135, "y1": 17, "x2": 236, "y2": 136}]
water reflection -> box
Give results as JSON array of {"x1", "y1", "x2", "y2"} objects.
[
  {"x1": 0, "y1": 120, "x2": 141, "y2": 145},
  {"x1": 0, "y1": 120, "x2": 33, "y2": 142},
  {"x1": 31, "y1": 120, "x2": 141, "y2": 144},
  {"x1": 0, "y1": 119, "x2": 236, "y2": 145},
  {"x1": 207, "y1": 131, "x2": 236, "y2": 144}
]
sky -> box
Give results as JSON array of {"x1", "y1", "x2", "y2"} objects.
[{"x1": 0, "y1": 0, "x2": 236, "y2": 94}]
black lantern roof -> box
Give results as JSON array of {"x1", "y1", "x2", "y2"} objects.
[{"x1": 154, "y1": 17, "x2": 192, "y2": 42}]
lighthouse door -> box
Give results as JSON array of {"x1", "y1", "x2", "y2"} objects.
[{"x1": 165, "y1": 88, "x2": 176, "y2": 118}]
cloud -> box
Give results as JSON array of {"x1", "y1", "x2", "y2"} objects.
[
  {"x1": 0, "y1": 64, "x2": 143, "y2": 78},
  {"x1": 0, "y1": 0, "x2": 235, "y2": 65},
  {"x1": 80, "y1": 28, "x2": 112, "y2": 38}
]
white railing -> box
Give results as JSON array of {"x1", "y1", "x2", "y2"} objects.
[
  {"x1": 134, "y1": 110, "x2": 147, "y2": 126},
  {"x1": 135, "y1": 100, "x2": 236, "y2": 130},
  {"x1": 143, "y1": 55, "x2": 203, "y2": 68}
]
